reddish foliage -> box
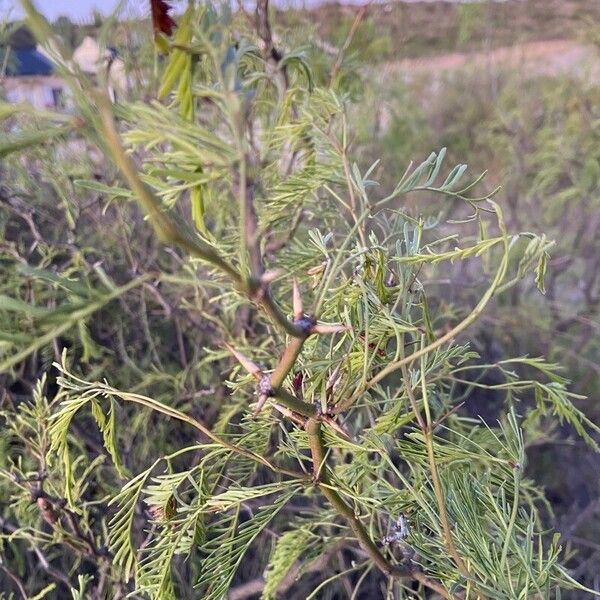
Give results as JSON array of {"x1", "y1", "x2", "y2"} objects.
[
  {"x1": 150, "y1": 0, "x2": 176, "y2": 36},
  {"x1": 292, "y1": 371, "x2": 304, "y2": 394}
]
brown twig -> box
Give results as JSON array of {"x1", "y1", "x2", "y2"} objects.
[
  {"x1": 329, "y1": 2, "x2": 371, "y2": 85},
  {"x1": 304, "y1": 418, "x2": 458, "y2": 599},
  {"x1": 96, "y1": 91, "x2": 307, "y2": 339},
  {"x1": 305, "y1": 419, "x2": 407, "y2": 577},
  {"x1": 0, "y1": 516, "x2": 72, "y2": 590},
  {"x1": 0, "y1": 562, "x2": 28, "y2": 599}
]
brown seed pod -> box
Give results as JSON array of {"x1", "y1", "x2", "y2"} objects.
[
  {"x1": 148, "y1": 496, "x2": 178, "y2": 524},
  {"x1": 37, "y1": 497, "x2": 59, "y2": 526}
]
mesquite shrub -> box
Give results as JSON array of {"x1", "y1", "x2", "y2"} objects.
[{"x1": 1, "y1": 2, "x2": 598, "y2": 598}]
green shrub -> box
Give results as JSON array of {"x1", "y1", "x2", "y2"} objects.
[{"x1": 0, "y1": 2, "x2": 597, "y2": 598}]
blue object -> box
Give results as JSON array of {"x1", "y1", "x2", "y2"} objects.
[{"x1": 5, "y1": 48, "x2": 54, "y2": 76}]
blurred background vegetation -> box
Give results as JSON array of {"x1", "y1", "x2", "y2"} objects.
[
  {"x1": 265, "y1": 3, "x2": 600, "y2": 589},
  {"x1": 317, "y1": 4, "x2": 600, "y2": 592},
  {"x1": 1, "y1": 0, "x2": 599, "y2": 597}
]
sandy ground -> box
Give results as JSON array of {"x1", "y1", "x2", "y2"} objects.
[{"x1": 380, "y1": 39, "x2": 599, "y2": 81}]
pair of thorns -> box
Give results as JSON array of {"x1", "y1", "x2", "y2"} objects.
[{"x1": 225, "y1": 280, "x2": 351, "y2": 439}]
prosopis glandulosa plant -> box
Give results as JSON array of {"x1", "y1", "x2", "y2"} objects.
[{"x1": 0, "y1": 1, "x2": 598, "y2": 598}]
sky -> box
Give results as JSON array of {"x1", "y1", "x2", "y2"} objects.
[
  {"x1": 2, "y1": 1, "x2": 175, "y2": 22},
  {"x1": 2, "y1": 0, "x2": 478, "y2": 22},
  {"x1": 1, "y1": 0, "x2": 304, "y2": 22}
]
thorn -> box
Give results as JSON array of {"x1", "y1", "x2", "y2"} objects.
[
  {"x1": 223, "y1": 342, "x2": 262, "y2": 380},
  {"x1": 254, "y1": 376, "x2": 274, "y2": 414},
  {"x1": 260, "y1": 269, "x2": 283, "y2": 284},
  {"x1": 311, "y1": 323, "x2": 350, "y2": 335},
  {"x1": 307, "y1": 262, "x2": 326, "y2": 276},
  {"x1": 431, "y1": 401, "x2": 465, "y2": 430},
  {"x1": 271, "y1": 402, "x2": 307, "y2": 426},
  {"x1": 322, "y1": 416, "x2": 353, "y2": 440},
  {"x1": 326, "y1": 361, "x2": 343, "y2": 392},
  {"x1": 292, "y1": 278, "x2": 303, "y2": 320},
  {"x1": 255, "y1": 392, "x2": 270, "y2": 414}
]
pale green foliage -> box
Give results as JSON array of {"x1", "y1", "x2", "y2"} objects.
[
  {"x1": 0, "y1": 264, "x2": 150, "y2": 373},
  {"x1": 108, "y1": 464, "x2": 158, "y2": 579},
  {"x1": 194, "y1": 489, "x2": 298, "y2": 600},
  {"x1": 69, "y1": 575, "x2": 93, "y2": 600},
  {"x1": 262, "y1": 527, "x2": 314, "y2": 598}
]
